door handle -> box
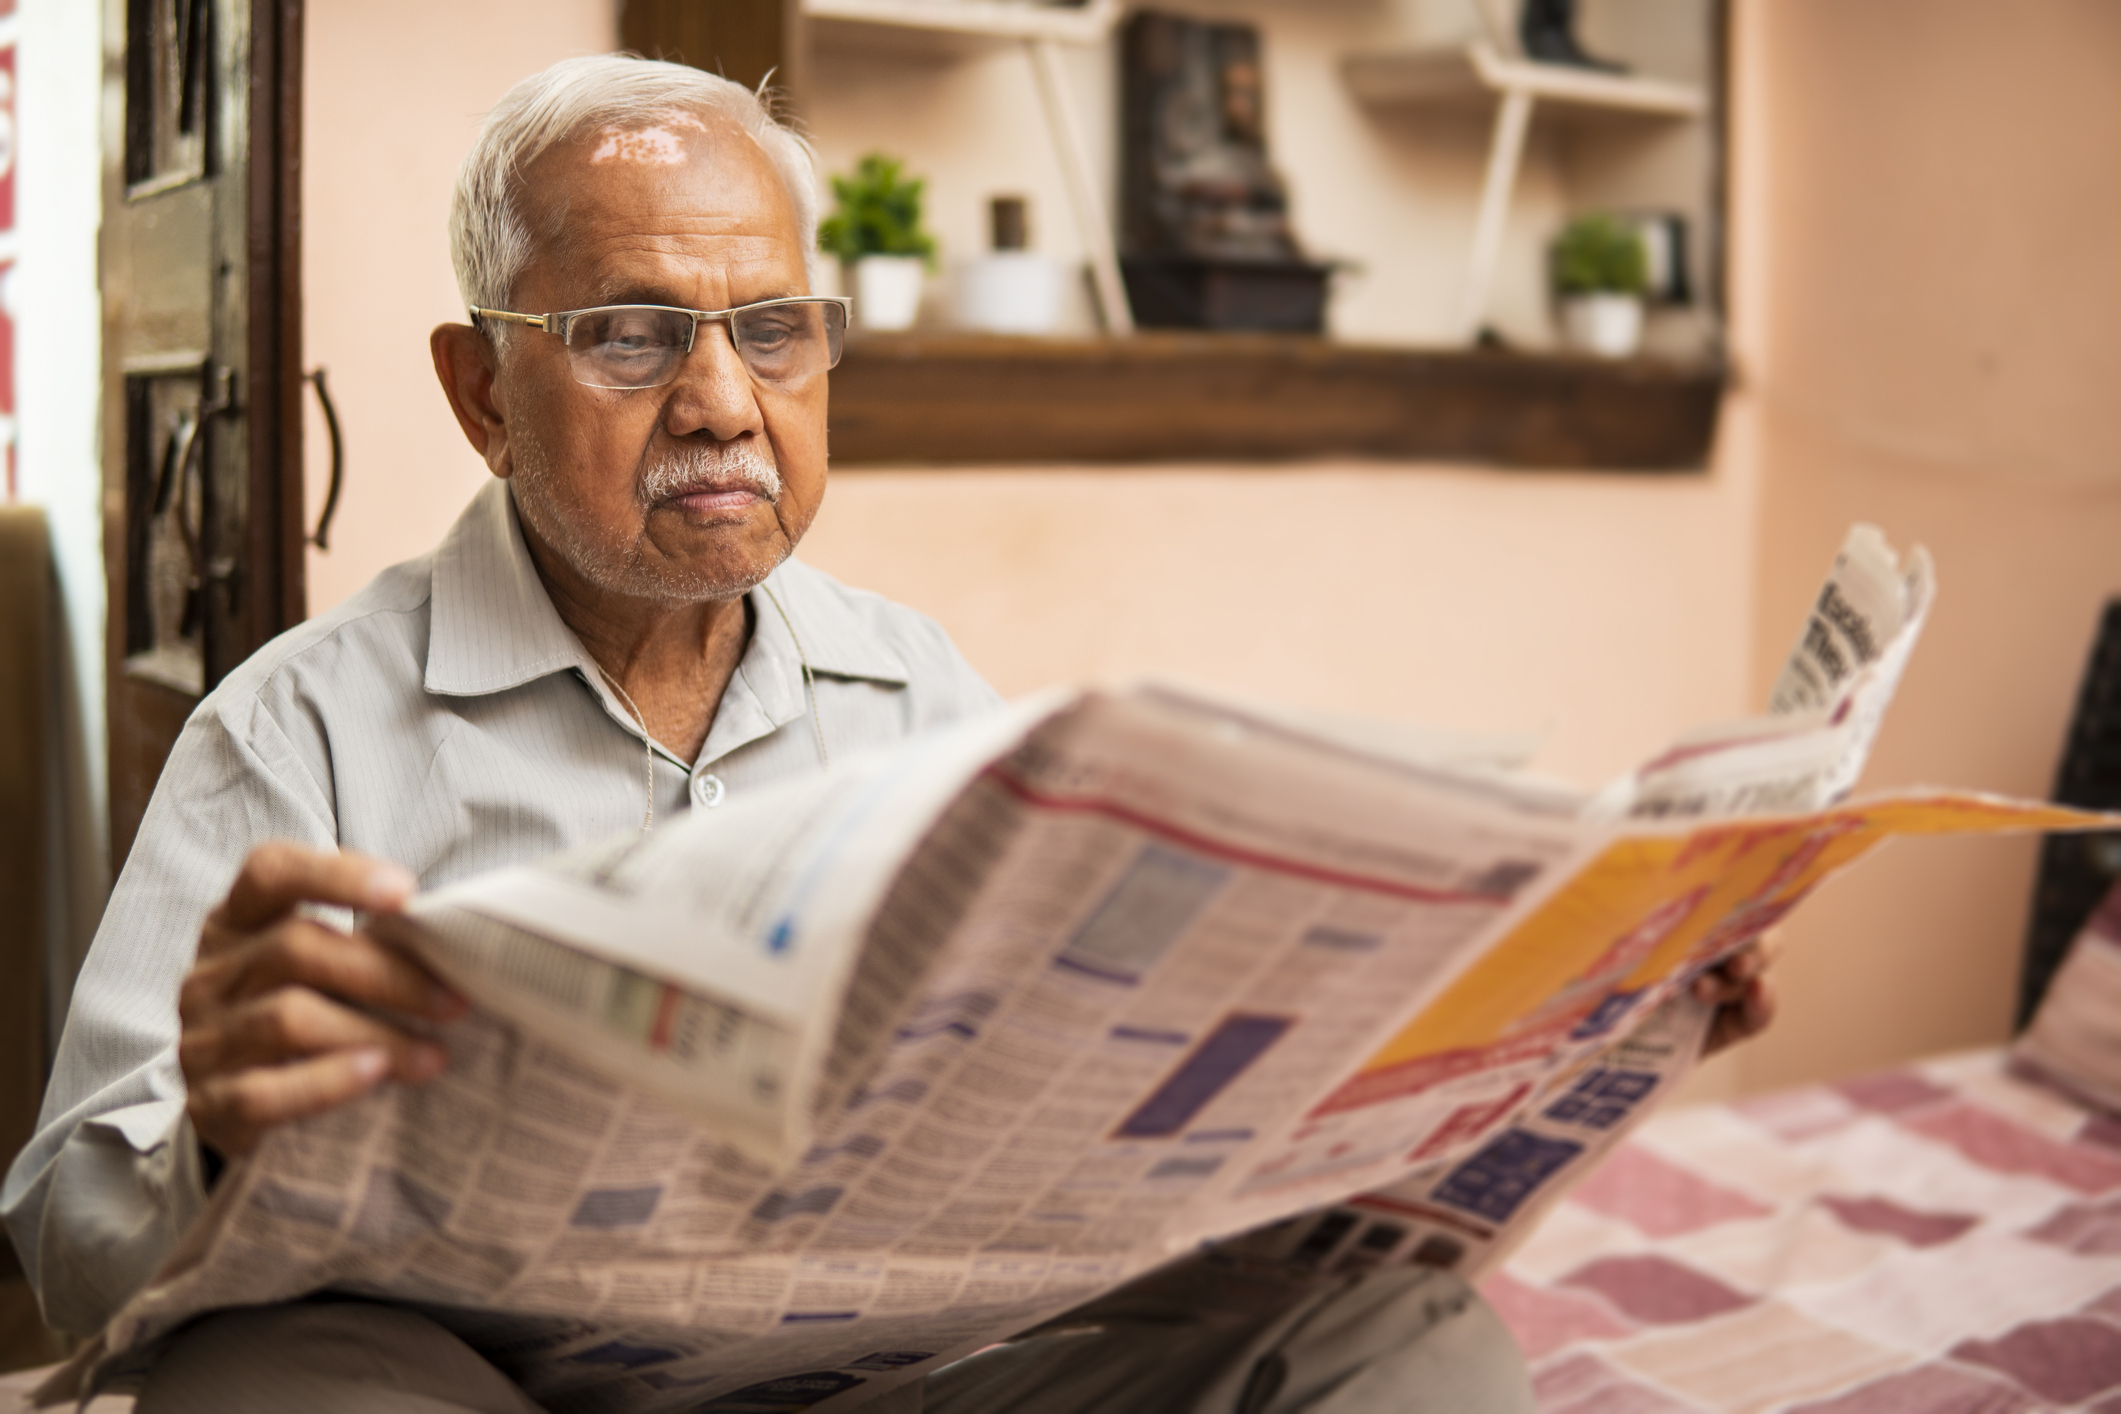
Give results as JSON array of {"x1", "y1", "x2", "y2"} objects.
[
  {"x1": 305, "y1": 367, "x2": 345, "y2": 550},
  {"x1": 151, "y1": 365, "x2": 238, "y2": 598}
]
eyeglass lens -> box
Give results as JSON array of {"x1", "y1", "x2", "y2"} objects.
[{"x1": 560, "y1": 302, "x2": 847, "y2": 391}]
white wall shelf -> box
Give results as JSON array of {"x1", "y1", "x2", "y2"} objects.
[
  {"x1": 798, "y1": 0, "x2": 1133, "y2": 332},
  {"x1": 1343, "y1": 43, "x2": 1705, "y2": 122},
  {"x1": 799, "y1": 0, "x2": 1117, "y2": 48},
  {"x1": 1340, "y1": 42, "x2": 1707, "y2": 345}
]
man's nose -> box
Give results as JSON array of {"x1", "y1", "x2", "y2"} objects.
[{"x1": 662, "y1": 318, "x2": 764, "y2": 441}]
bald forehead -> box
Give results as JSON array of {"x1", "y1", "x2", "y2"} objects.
[
  {"x1": 577, "y1": 108, "x2": 747, "y2": 170},
  {"x1": 516, "y1": 110, "x2": 805, "y2": 296}
]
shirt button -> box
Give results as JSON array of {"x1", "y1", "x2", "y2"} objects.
[{"x1": 692, "y1": 774, "x2": 725, "y2": 808}]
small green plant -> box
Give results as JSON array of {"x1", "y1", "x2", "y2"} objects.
[
  {"x1": 818, "y1": 153, "x2": 938, "y2": 267},
  {"x1": 1553, "y1": 213, "x2": 1648, "y2": 296}
]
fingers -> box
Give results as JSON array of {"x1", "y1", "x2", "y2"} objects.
[
  {"x1": 1740, "y1": 970, "x2": 1778, "y2": 1035},
  {"x1": 1690, "y1": 938, "x2": 1773, "y2": 1005},
  {"x1": 181, "y1": 843, "x2": 459, "y2": 1159},
  {"x1": 179, "y1": 985, "x2": 448, "y2": 1087},
  {"x1": 1700, "y1": 973, "x2": 1778, "y2": 1057},
  {"x1": 255, "y1": 920, "x2": 460, "y2": 1020},
  {"x1": 214, "y1": 842, "x2": 417, "y2": 934},
  {"x1": 1753, "y1": 926, "x2": 1788, "y2": 969},
  {"x1": 188, "y1": 1047, "x2": 393, "y2": 1161},
  {"x1": 1693, "y1": 966, "x2": 1745, "y2": 1004},
  {"x1": 188, "y1": 917, "x2": 464, "y2": 1025}
]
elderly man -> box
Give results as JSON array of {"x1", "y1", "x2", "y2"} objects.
[{"x1": 4, "y1": 55, "x2": 1769, "y2": 1414}]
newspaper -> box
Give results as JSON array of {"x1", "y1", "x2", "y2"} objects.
[
  {"x1": 42, "y1": 527, "x2": 2116, "y2": 1412},
  {"x1": 1617, "y1": 523, "x2": 1936, "y2": 823}
]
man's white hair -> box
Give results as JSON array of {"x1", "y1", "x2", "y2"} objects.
[{"x1": 450, "y1": 54, "x2": 819, "y2": 327}]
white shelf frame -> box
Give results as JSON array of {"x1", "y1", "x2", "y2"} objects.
[
  {"x1": 1343, "y1": 42, "x2": 1707, "y2": 345},
  {"x1": 801, "y1": 0, "x2": 1117, "y2": 44},
  {"x1": 798, "y1": 0, "x2": 1135, "y2": 332}
]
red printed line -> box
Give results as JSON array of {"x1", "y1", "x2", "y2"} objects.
[
  {"x1": 984, "y1": 766, "x2": 1511, "y2": 907},
  {"x1": 649, "y1": 983, "x2": 682, "y2": 1052}
]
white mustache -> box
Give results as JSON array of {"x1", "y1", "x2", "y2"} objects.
[{"x1": 639, "y1": 441, "x2": 783, "y2": 505}]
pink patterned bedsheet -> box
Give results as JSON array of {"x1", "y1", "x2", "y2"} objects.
[{"x1": 1484, "y1": 1047, "x2": 2121, "y2": 1412}]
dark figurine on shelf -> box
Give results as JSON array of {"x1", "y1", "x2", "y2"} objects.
[
  {"x1": 1518, "y1": 0, "x2": 1628, "y2": 72},
  {"x1": 1119, "y1": 11, "x2": 1331, "y2": 332}
]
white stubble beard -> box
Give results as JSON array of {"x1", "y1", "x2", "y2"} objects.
[{"x1": 511, "y1": 426, "x2": 788, "y2": 606}]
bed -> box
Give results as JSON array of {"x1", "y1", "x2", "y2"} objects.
[{"x1": 1485, "y1": 1046, "x2": 2121, "y2": 1412}]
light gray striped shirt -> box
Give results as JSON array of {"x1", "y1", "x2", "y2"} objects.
[{"x1": 3, "y1": 479, "x2": 1001, "y2": 1334}]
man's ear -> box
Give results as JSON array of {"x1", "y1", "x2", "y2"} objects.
[{"x1": 430, "y1": 323, "x2": 513, "y2": 479}]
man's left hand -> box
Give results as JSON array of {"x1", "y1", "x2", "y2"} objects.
[{"x1": 1694, "y1": 936, "x2": 1780, "y2": 1057}]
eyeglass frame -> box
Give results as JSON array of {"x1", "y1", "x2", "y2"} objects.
[{"x1": 467, "y1": 295, "x2": 854, "y2": 390}]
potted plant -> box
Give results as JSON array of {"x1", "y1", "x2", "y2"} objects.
[
  {"x1": 819, "y1": 153, "x2": 938, "y2": 333},
  {"x1": 1553, "y1": 213, "x2": 1648, "y2": 358}
]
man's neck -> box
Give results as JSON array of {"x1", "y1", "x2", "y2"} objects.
[{"x1": 519, "y1": 525, "x2": 751, "y2": 767}]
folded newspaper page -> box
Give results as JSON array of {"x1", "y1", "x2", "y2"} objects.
[{"x1": 43, "y1": 527, "x2": 2117, "y2": 1413}]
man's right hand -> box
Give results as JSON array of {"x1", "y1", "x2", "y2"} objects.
[{"x1": 178, "y1": 843, "x2": 468, "y2": 1161}]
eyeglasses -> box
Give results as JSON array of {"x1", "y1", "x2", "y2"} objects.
[{"x1": 468, "y1": 296, "x2": 852, "y2": 391}]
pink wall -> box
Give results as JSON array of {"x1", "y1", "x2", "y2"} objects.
[
  {"x1": 1729, "y1": 0, "x2": 2121, "y2": 1091},
  {"x1": 800, "y1": 463, "x2": 1756, "y2": 788}
]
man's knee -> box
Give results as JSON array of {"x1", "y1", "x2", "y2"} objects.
[
  {"x1": 137, "y1": 1301, "x2": 540, "y2": 1414},
  {"x1": 1273, "y1": 1268, "x2": 1533, "y2": 1414},
  {"x1": 924, "y1": 1263, "x2": 1532, "y2": 1414}
]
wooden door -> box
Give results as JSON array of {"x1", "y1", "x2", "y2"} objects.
[{"x1": 102, "y1": 0, "x2": 305, "y2": 870}]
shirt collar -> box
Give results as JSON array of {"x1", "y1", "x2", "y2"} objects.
[
  {"x1": 425, "y1": 480, "x2": 594, "y2": 698},
  {"x1": 752, "y1": 556, "x2": 910, "y2": 687},
  {"x1": 424, "y1": 479, "x2": 911, "y2": 702}
]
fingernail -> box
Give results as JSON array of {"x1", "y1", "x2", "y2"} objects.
[
  {"x1": 365, "y1": 862, "x2": 418, "y2": 909},
  {"x1": 351, "y1": 1047, "x2": 390, "y2": 1083},
  {"x1": 407, "y1": 1043, "x2": 448, "y2": 1081},
  {"x1": 430, "y1": 984, "x2": 469, "y2": 1019}
]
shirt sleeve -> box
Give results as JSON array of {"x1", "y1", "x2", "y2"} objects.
[{"x1": 0, "y1": 689, "x2": 337, "y2": 1335}]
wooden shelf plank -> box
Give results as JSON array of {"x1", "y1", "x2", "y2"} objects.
[
  {"x1": 828, "y1": 333, "x2": 1724, "y2": 470},
  {"x1": 1344, "y1": 43, "x2": 1705, "y2": 120}
]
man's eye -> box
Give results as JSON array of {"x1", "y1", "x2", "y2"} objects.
[{"x1": 580, "y1": 313, "x2": 674, "y2": 350}]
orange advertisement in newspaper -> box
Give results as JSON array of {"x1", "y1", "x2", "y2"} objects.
[{"x1": 1313, "y1": 793, "x2": 2114, "y2": 1119}]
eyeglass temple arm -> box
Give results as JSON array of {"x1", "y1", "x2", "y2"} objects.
[{"x1": 468, "y1": 306, "x2": 548, "y2": 330}]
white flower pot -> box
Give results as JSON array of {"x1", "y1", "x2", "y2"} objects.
[
  {"x1": 854, "y1": 255, "x2": 926, "y2": 332},
  {"x1": 1560, "y1": 293, "x2": 1644, "y2": 358},
  {"x1": 954, "y1": 253, "x2": 1064, "y2": 334}
]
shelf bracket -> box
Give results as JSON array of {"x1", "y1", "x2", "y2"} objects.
[
  {"x1": 1027, "y1": 37, "x2": 1135, "y2": 335},
  {"x1": 1455, "y1": 85, "x2": 1535, "y2": 344}
]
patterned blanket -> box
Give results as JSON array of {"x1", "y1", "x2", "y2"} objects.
[{"x1": 1486, "y1": 1047, "x2": 2121, "y2": 1412}]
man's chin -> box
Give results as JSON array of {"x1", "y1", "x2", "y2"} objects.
[
  {"x1": 631, "y1": 537, "x2": 791, "y2": 606},
  {"x1": 645, "y1": 502, "x2": 787, "y2": 564}
]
